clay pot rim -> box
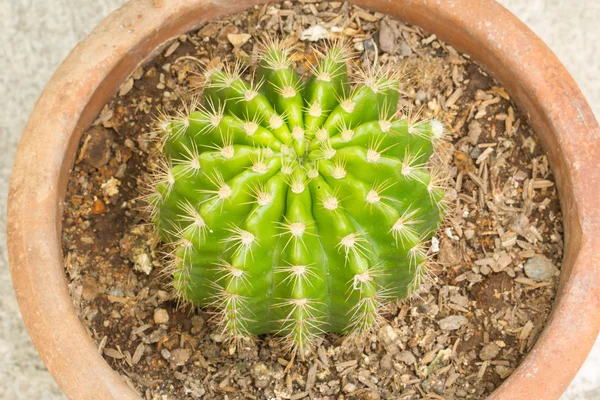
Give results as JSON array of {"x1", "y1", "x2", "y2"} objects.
[{"x1": 7, "y1": 1, "x2": 600, "y2": 399}]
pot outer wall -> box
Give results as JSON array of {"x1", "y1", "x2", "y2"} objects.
[{"x1": 7, "y1": 0, "x2": 600, "y2": 399}]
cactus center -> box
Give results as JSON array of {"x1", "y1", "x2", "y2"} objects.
[
  {"x1": 308, "y1": 102, "x2": 322, "y2": 117},
  {"x1": 244, "y1": 90, "x2": 259, "y2": 102},
  {"x1": 341, "y1": 129, "x2": 354, "y2": 141},
  {"x1": 322, "y1": 195, "x2": 339, "y2": 210},
  {"x1": 340, "y1": 99, "x2": 356, "y2": 113},
  {"x1": 269, "y1": 115, "x2": 284, "y2": 129},
  {"x1": 218, "y1": 184, "x2": 232, "y2": 199},
  {"x1": 281, "y1": 86, "x2": 297, "y2": 98},
  {"x1": 190, "y1": 157, "x2": 201, "y2": 170},
  {"x1": 239, "y1": 230, "x2": 255, "y2": 246},
  {"x1": 243, "y1": 121, "x2": 259, "y2": 136},
  {"x1": 220, "y1": 145, "x2": 234, "y2": 159},
  {"x1": 288, "y1": 222, "x2": 306, "y2": 237},
  {"x1": 378, "y1": 119, "x2": 392, "y2": 132},
  {"x1": 315, "y1": 128, "x2": 328, "y2": 142},
  {"x1": 366, "y1": 149, "x2": 381, "y2": 163},
  {"x1": 316, "y1": 72, "x2": 332, "y2": 82},
  {"x1": 210, "y1": 114, "x2": 223, "y2": 127},
  {"x1": 292, "y1": 126, "x2": 305, "y2": 140},
  {"x1": 366, "y1": 189, "x2": 381, "y2": 204}
]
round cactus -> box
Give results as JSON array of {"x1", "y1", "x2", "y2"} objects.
[{"x1": 149, "y1": 38, "x2": 447, "y2": 354}]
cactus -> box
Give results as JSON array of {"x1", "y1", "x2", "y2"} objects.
[{"x1": 148, "y1": 38, "x2": 447, "y2": 355}]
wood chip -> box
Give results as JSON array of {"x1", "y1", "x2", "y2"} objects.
[
  {"x1": 306, "y1": 362, "x2": 318, "y2": 390},
  {"x1": 500, "y1": 232, "x2": 517, "y2": 248},
  {"x1": 514, "y1": 277, "x2": 537, "y2": 286},
  {"x1": 476, "y1": 147, "x2": 494, "y2": 164},
  {"x1": 291, "y1": 392, "x2": 309, "y2": 400},
  {"x1": 357, "y1": 10, "x2": 378, "y2": 22},
  {"x1": 317, "y1": 346, "x2": 330, "y2": 367},
  {"x1": 104, "y1": 348, "x2": 124, "y2": 359},
  {"x1": 477, "y1": 361, "x2": 489, "y2": 380},
  {"x1": 164, "y1": 41, "x2": 180, "y2": 57},
  {"x1": 520, "y1": 321, "x2": 534, "y2": 341},
  {"x1": 132, "y1": 324, "x2": 152, "y2": 335},
  {"x1": 132, "y1": 343, "x2": 145, "y2": 365},
  {"x1": 444, "y1": 88, "x2": 463, "y2": 108},
  {"x1": 532, "y1": 179, "x2": 554, "y2": 189},
  {"x1": 335, "y1": 359, "x2": 358, "y2": 371},
  {"x1": 107, "y1": 295, "x2": 129, "y2": 303},
  {"x1": 119, "y1": 78, "x2": 134, "y2": 97}
]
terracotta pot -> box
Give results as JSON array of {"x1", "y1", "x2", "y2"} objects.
[{"x1": 7, "y1": 0, "x2": 600, "y2": 398}]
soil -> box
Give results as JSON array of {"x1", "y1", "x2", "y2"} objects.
[{"x1": 61, "y1": 1, "x2": 564, "y2": 399}]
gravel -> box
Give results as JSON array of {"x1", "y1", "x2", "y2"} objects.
[
  {"x1": 153, "y1": 308, "x2": 169, "y2": 324},
  {"x1": 524, "y1": 255, "x2": 558, "y2": 282},
  {"x1": 438, "y1": 315, "x2": 469, "y2": 331}
]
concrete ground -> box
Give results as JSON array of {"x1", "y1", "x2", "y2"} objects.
[{"x1": 0, "y1": 0, "x2": 598, "y2": 398}]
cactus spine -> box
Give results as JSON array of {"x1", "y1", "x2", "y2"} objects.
[{"x1": 149, "y1": 37, "x2": 447, "y2": 355}]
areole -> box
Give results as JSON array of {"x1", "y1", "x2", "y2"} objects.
[{"x1": 7, "y1": 1, "x2": 600, "y2": 399}]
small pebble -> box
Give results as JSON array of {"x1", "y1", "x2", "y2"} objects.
[
  {"x1": 108, "y1": 287, "x2": 124, "y2": 297},
  {"x1": 198, "y1": 23, "x2": 220, "y2": 37},
  {"x1": 124, "y1": 138, "x2": 135, "y2": 149},
  {"x1": 378, "y1": 324, "x2": 399, "y2": 345},
  {"x1": 399, "y1": 41, "x2": 413, "y2": 57},
  {"x1": 81, "y1": 277, "x2": 100, "y2": 301},
  {"x1": 479, "y1": 342, "x2": 500, "y2": 361},
  {"x1": 160, "y1": 348, "x2": 171, "y2": 360},
  {"x1": 78, "y1": 126, "x2": 113, "y2": 169},
  {"x1": 170, "y1": 348, "x2": 191, "y2": 366},
  {"x1": 227, "y1": 33, "x2": 251, "y2": 48},
  {"x1": 114, "y1": 164, "x2": 127, "y2": 179},
  {"x1": 470, "y1": 146, "x2": 482, "y2": 159},
  {"x1": 466, "y1": 271, "x2": 483, "y2": 283},
  {"x1": 217, "y1": 24, "x2": 238, "y2": 43},
  {"x1": 210, "y1": 333, "x2": 224, "y2": 343},
  {"x1": 251, "y1": 363, "x2": 271, "y2": 389},
  {"x1": 191, "y1": 315, "x2": 205, "y2": 333},
  {"x1": 422, "y1": 377, "x2": 445, "y2": 395},
  {"x1": 380, "y1": 354, "x2": 393, "y2": 372},
  {"x1": 416, "y1": 90, "x2": 427, "y2": 102},
  {"x1": 133, "y1": 253, "x2": 152, "y2": 275},
  {"x1": 524, "y1": 255, "x2": 557, "y2": 282},
  {"x1": 395, "y1": 350, "x2": 416, "y2": 365},
  {"x1": 450, "y1": 293, "x2": 469, "y2": 307},
  {"x1": 378, "y1": 18, "x2": 398, "y2": 54},
  {"x1": 92, "y1": 199, "x2": 106, "y2": 215},
  {"x1": 343, "y1": 383, "x2": 357, "y2": 393},
  {"x1": 101, "y1": 177, "x2": 121, "y2": 198},
  {"x1": 144, "y1": 328, "x2": 167, "y2": 344},
  {"x1": 438, "y1": 315, "x2": 468, "y2": 330},
  {"x1": 156, "y1": 290, "x2": 170, "y2": 302},
  {"x1": 153, "y1": 308, "x2": 169, "y2": 324},
  {"x1": 495, "y1": 365, "x2": 514, "y2": 379}
]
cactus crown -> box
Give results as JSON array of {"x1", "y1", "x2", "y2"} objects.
[{"x1": 149, "y1": 37, "x2": 447, "y2": 355}]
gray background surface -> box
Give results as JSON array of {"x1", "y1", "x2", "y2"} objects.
[{"x1": 0, "y1": 1, "x2": 598, "y2": 399}]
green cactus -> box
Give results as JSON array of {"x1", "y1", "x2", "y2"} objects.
[{"x1": 148, "y1": 38, "x2": 447, "y2": 355}]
